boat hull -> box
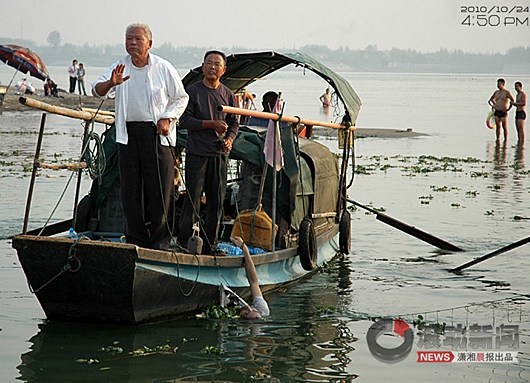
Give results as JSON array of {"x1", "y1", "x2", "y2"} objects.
[{"x1": 13, "y1": 225, "x2": 339, "y2": 323}]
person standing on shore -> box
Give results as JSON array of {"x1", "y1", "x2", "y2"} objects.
[
  {"x1": 513, "y1": 81, "x2": 526, "y2": 143},
  {"x1": 177, "y1": 50, "x2": 239, "y2": 255},
  {"x1": 77, "y1": 63, "x2": 87, "y2": 96},
  {"x1": 92, "y1": 23, "x2": 189, "y2": 250},
  {"x1": 488, "y1": 78, "x2": 515, "y2": 141},
  {"x1": 68, "y1": 59, "x2": 78, "y2": 93}
]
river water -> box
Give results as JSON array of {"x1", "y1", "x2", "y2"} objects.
[{"x1": 1, "y1": 66, "x2": 529, "y2": 382}]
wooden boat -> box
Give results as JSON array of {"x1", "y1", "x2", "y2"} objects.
[{"x1": 11, "y1": 51, "x2": 362, "y2": 324}]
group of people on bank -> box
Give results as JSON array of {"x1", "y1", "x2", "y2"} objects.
[
  {"x1": 68, "y1": 59, "x2": 88, "y2": 95},
  {"x1": 92, "y1": 23, "x2": 269, "y2": 318},
  {"x1": 488, "y1": 78, "x2": 526, "y2": 143}
]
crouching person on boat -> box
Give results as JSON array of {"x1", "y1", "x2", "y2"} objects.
[
  {"x1": 91, "y1": 23, "x2": 189, "y2": 250},
  {"x1": 177, "y1": 50, "x2": 239, "y2": 255},
  {"x1": 231, "y1": 236, "x2": 270, "y2": 319}
]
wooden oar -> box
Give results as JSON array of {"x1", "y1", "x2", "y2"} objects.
[
  {"x1": 217, "y1": 105, "x2": 354, "y2": 130},
  {"x1": 347, "y1": 198, "x2": 464, "y2": 252},
  {"x1": 451, "y1": 236, "x2": 530, "y2": 273},
  {"x1": 19, "y1": 97, "x2": 115, "y2": 125}
]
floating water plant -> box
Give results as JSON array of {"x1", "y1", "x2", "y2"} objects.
[
  {"x1": 430, "y1": 185, "x2": 460, "y2": 192},
  {"x1": 130, "y1": 344, "x2": 176, "y2": 356},
  {"x1": 418, "y1": 194, "x2": 434, "y2": 200},
  {"x1": 201, "y1": 345, "x2": 224, "y2": 355}
]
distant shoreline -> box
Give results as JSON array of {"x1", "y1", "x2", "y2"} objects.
[{"x1": 1, "y1": 93, "x2": 427, "y2": 139}]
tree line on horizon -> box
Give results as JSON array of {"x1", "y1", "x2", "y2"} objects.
[{"x1": 2, "y1": 35, "x2": 529, "y2": 74}]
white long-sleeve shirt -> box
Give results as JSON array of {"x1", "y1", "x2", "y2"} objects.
[{"x1": 91, "y1": 53, "x2": 189, "y2": 146}]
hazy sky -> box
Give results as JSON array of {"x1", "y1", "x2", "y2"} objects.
[{"x1": 2, "y1": 0, "x2": 529, "y2": 53}]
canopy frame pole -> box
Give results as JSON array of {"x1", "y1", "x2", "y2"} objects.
[{"x1": 72, "y1": 121, "x2": 90, "y2": 227}]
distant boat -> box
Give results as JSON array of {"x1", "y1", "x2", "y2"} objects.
[{"x1": 12, "y1": 51, "x2": 361, "y2": 324}]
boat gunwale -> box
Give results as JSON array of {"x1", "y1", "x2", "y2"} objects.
[{"x1": 12, "y1": 222, "x2": 339, "y2": 268}]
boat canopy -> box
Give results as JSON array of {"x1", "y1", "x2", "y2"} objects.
[{"x1": 182, "y1": 51, "x2": 362, "y2": 126}]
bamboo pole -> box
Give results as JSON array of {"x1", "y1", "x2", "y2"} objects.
[
  {"x1": 451, "y1": 236, "x2": 530, "y2": 273},
  {"x1": 217, "y1": 105, "x2": 353, "y2": 130},
  {"x1": 19, "y1": 97, "x2": 115, "y2": 125},
  {"x1": 23, "y1": 113, "x2": 46, "y2": 234},
  {"x1": 82, "y1": 107, "x2": 115, "y2": 116},
  {"x1": 39, "y1": 162, "x2": 87, "y2": 170}
]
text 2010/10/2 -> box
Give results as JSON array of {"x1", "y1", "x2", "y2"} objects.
[{"x1": 460, "y1": 5, "x2": 529, "y2": 14}]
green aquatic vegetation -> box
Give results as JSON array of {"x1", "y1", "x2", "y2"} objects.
[
  {"x1": 199, "y1": 304, "x2": 241, "y2": 319},
  {"x1": 465, "y1": 190, "x2": 479, "y2": 197},
  {"x1": 316, "y1": 306, "x2": 343, "y2": 315},
  {"x1": 355, "y1": 165, "x2": 373, "y2": 175},
  {"x1": 418, "y1": 155, "x2": 484, "y2": 164},
  {"x1": 488, "y1": 184, "x2": 502, "y2": 191},
  {"x1": 430, "y1": 185, "x2": 460, "y2": 192},
  {"x1": 410, "y1": 165, "x2": 442, "y2": 174},
  {"x1": 0, "y1": 160, "x2": 16, "y2": 167},
  {"x1": 201, "y1": 345, "x2": 224, "y2": 355},
  {"x1": 515, "y1": 169, "x2": 530, "y2": 175},
  {"x1": 130, "y1": 344, "x2": 176, "y2": 356},
  {"x1": 380, "y1": 163, "x2": 396, "y2": 172},
  {"x1": 485, "y1": 210, "x2": 494, "y2": 216},
  {"x1": 250, "y1": 371, "x2": 272, "y2": 380},
  {"x1": 450, "y1": 203, "x2": 461, "y2": 208},
  {"x1": 418, "y1": 194, "x2": 434, "y2": 200},
  {"x1": 394, "y1": 155, "x2": 414, "y2": 163},
  {"x1": 75, "y1": 358, "x2": 100, "y2": 364},
  {"x1": 100, "y1": 342, "x2": 124, "y2": 355},
  {"x1": 364, "y1": 204, "x2": 386, "y2": 213},
  {"x1": 319, "y1": 260, "x2": 337, "y2": 273},
  {"x1": 471, "y1": 171, "x2": 489, "y2": 178}
]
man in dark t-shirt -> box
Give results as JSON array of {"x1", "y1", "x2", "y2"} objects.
[{"x1": 178, "y1": 50, "x2": 239, "y2": 255}]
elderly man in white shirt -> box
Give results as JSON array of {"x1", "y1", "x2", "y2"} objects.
[{"x1": 92, "y1": 23, "x2": 188, "y2": 250}]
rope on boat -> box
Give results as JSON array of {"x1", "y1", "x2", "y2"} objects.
[
  {"x1": 37, "y1": 171, "x2": 77, "y2": 236},
  {"x1": 82, "y1": 130, "x2": 106, "y2": 182},
  {"x1": 28, "y1": 238, "x2": 85, "y2": 294},
  {"x1": 29, "y1": 264, "x2": 72, "y2": 294}
]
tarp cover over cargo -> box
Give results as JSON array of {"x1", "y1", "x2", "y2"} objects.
[{"x1": 182, "y1": 51, "x2": 362, "y2": 126}]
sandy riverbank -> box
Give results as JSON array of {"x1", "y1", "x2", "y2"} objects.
[{"x1": 0, "y1": 89, "x2": 115, "y2": 113}]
